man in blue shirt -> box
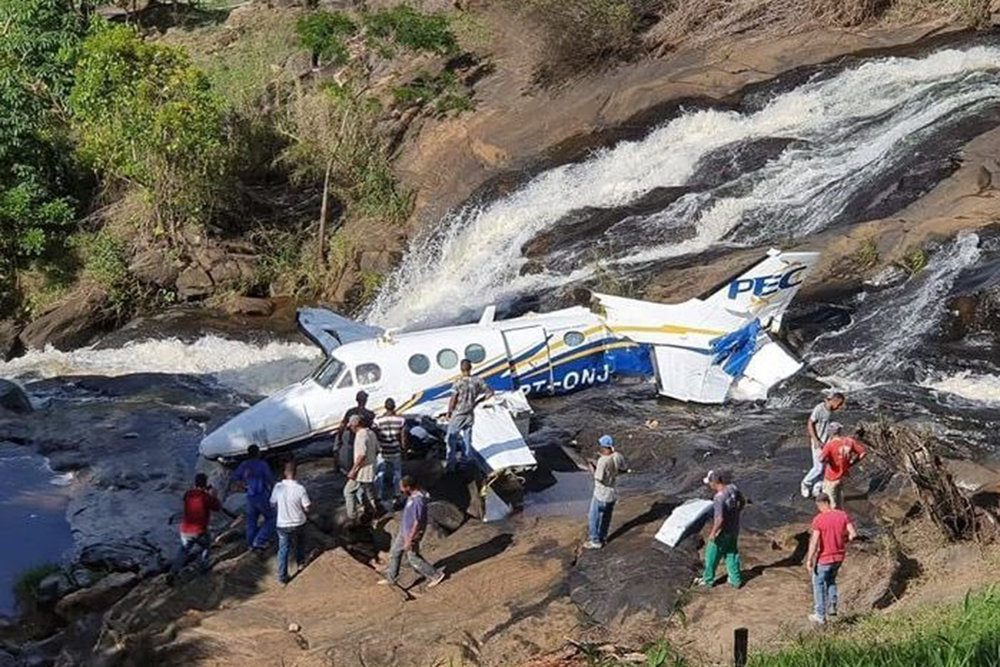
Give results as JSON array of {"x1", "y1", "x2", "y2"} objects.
[
  {"x1": 228, "y1": 444, "x2": 276, "y2": 550},
  {"x1": 378, "y1": 476, "x2": 445, "y2": 588}
]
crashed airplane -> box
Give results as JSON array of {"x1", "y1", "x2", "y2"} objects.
[{"x1": 200, "y1": 249, "x2": 820, "y2": 475}]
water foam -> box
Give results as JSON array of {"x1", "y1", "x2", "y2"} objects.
[
  {"x1": 925, "y1": 371, "x2": 1000, "y2": 404},
  {"x1": 809, "y1": 232, "x2": 982, "y2": 389},
  {"x1": 1, "y1": 336, "x2": 320, "y2": 396},
  {"x1": 367, "y1": 46, "x2": 1000, "y2": 328}
]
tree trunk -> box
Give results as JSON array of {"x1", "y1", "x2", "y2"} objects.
[{"x1": 318, "y1": 158, "x2": 333, "y2": 270}]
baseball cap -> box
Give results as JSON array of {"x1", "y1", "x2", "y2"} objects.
[
  {"x1": 828, "y1": 421, "x2": 843, "y2": 436},
  {"x1": 703, "y1": 469, "x2": 731, "y2": 485},
  {"x1": 598, "y1": 435, "x2": 614, "y2": 450}
]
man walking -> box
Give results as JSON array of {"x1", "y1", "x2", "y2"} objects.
[
  {"x1": 445, "y1": 359, "x2": 493, "y2": 472},
  {"x1": 334, "y1": 390, "x2": 375, "y2": 472},
  {"x1": 375, "y1": 398, "x2": 407, "y2": 508},
  {"x1": 806, "y1": 492, "x2": 857, "y2": 624},
  {"x1": 584, "y1": 435, "x2": 627, "y2": 549},
  {"x1": 801, "y1": 393, "x2": 846, "y2": 498},
  {"x1": 168, "y1": 473, "x2": 229, "y2": 584},
  {"x1": 228, "y1": 444, "x2": 275, "y2": 550},
  {"x1": 378, "y1": 476, "x2": 445, "y2": 588},
  {"x1": 344, "y1": 415, "x2": 378, "y2": 522},
  {"x1": 819, "y1": 424, "x2": 867, "y2": 509},
  {"x1": 270, "y1": 460, "x2": 311, "y2": 585},
  {"x1": 697, "y1": 470, "x2": 745, "y2": 589}
]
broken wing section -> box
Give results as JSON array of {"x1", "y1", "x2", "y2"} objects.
[{"x1": 297, "y1": 308, "x2": 384, "y2": 356}]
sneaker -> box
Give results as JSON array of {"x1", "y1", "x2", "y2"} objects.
[
  {"x1": 808, "y1": 613, "x2": 825, "y2": 625},
  {"x1": 427, "y1": 571, "x2": 447, "y2": 588},
  {"x1": 582, "y1": 541, "x2": 603, "y2": 550},
  {"x1": 376, "y1": 578, "x2": 394, "y2": 586},
  {"x1": 694, "y1": 577, "x2": 712, "y2": 588},
  {"x1": 800, "y1": 481, "x2": 811, "y2": 499},
  {"x1": 827, "y1": 608, "x2": 838, "y2": 618}
]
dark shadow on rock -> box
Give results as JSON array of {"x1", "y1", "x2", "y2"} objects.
[
  {"x1": 741, "y1": 531, "x2": 810, "y2": 585},
  {"x1": 436, "y1": 533, "x2": 514, "y2": 576}
]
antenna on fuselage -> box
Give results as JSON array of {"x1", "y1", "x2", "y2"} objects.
[{"x1": 479, "y1": 305, "x2": 496, "y2": 326}]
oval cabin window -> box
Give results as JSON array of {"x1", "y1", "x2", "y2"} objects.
[
  {"x1": 356, "y1": 363, "x2": 382, "y2": 385},
  {"x1": 408, "y1": 354, "x2": 430, "y2": 375},
  {"x1": 437, "y1": 348, "x2": 459, "y2": 369},
  {"x1": 563, "y1": 331, "x2": 586, "y2": 347},
  {"x1": 464, "y1": 343, "x2": 486, "y2": 364}
]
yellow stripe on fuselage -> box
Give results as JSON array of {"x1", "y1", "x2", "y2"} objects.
[{"x1": 610, "y1": 324, "x2": 724, "y2": 337}]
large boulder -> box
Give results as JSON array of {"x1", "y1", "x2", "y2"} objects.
[
  {"x1": 129, "y1": 249, "x2": 181, "y2": 288},
  {"x1": 0, "y1": 379, "x2": 32, "y2": 413},
  {"x1": 0, "y1": 320, "x2": 22, "y2": 361},
  {"x1": 19, "y1": 290, "x2": 112, "y2": 351},
  {"x1": 54, "y1": 572, "x2": 139, "y2": 621},
  {"x1": 175, "y1": 267, "x2": 214, "y2": 301}
]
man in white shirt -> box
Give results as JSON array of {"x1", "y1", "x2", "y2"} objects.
[
  {"x1": 344, "y1": 415, "x2": 378, "y2": 523},
  {"x1": 800, "y1": 393, "x2": 846, "y2": 498},
  {"x1": 270, "y1": 460, "x2": 311, "y2": 585}
]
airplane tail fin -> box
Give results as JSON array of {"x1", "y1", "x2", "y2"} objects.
[{"x1": 702, "y1": 249, "x2": 820, "y2": 329}]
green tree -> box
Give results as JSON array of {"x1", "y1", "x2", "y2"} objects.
[
  {"x1": 69, "y1": 21, "x2": 233, "y2": 242},
  {"x1": 296, "y1": 10, "x2": 358, "y2": 68},
  {"x1": 0, "y1": 0, "x2": 87, "y2": 313}
]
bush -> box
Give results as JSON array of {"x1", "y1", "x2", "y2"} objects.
[
  {"x1": 527, "y1": 0, "x2": 653, "y2": 85},
  {"x1": 392, "y1": 71, "x2": 474, "y2": 116},
  {"x1": 13, "y1": 563, "x2": 62, "y2": 610},
  {"x1": 363, "y1": 5, "x2": 457, "y2": 57},
  {"x1": 73, "y1": 230, "x2": 139, "y2": 313},
  {"x1": 69, "y1": 21, "x2": 233, "y2": 241},
  {"x1": 296, "y1": 10, "x2": 358, "y2": 67}
]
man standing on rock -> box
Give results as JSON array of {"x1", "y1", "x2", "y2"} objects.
[
  {"x1": 819, "y1": 423, "x2": 867, "y2": 509},
  {"x1": 584, "y1": 435, "x2": 627, "y2": 550},
  {"x1": 228, "y1": 444, "x2": 276, "y2": 550},
  {"x1": 271, "y1": 460, "x2": 311, "y2": 586},
  {"x1": 801, "y1": 392, "x2": 846, "y2": 499},
  {"x1": 378, "y1": 476, "x2": 446, "y2": 589},
  {"x1": 697, "y1": 470, "x2": 745, "y2": 589},
  {"x1": 445, "y1": 359, "x2": 493, "y2": 472},
  {"x1": 334, "y1": 390, "x2": 375, "y2": 472},
  {"x1": 344, "y1": 415, "x2": 378, "y2": 522},
  {"x1": 375, "y1": 398, "x2": 408, "y2": 509},
  {"x1": 168, "y1": 473, "x2": 227, "y2": 584},
  {"x1": 806, "y1": 492, "x2": 857, "y2": 624}
]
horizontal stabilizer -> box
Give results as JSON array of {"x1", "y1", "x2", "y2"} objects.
[
  {"x1": 297, "y1": 308, "x2": 383, "y2": 356},
  {"x1": 729, "y1": 336, "x2": 804, "y2": 401},
  {"x1": 655, "y1": 499, "x2": 714, "y2": 548}
]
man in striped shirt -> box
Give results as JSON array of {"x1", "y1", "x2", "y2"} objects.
[{"x1": 375, "y1": 398, "x2": 408, "y2": 507}]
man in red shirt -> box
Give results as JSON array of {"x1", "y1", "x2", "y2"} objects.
[
  {"x1": 168, "y1": 473, "x2": 228, "y2": 584},
  {"x1": 805, "y1": 492, "x2": 857, "y2": 624},
  {"x1": 819, "y1": 423, "x2": 867, "y2": 509}
]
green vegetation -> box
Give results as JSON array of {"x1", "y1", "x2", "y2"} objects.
[
  {"x1": 70, "y1": 21, "x2": 233, "y2": 240},
  {"x1": 393, "y1": 71, "x2": 474, "y2": 115},
  {"x1": 853, "y1": 238, "x2": 880, "y2": 270},
  {"x1": 74, "y1": 230, "x2": 138, "y2": 312},
  {"x1": 296, "y1": 10, "x2": 358, "y2": 67},
  {"x1": 749, "y1": 588, "x2": 1000, "y2": 667},
  {"x1": 363, "y1": 4, "x2": 458, "y2": 57},
  {"x1": 897, "y1": 246, "x2": 927, "y2": 276},
  {"x1": 13, "y1": 563, "x2": 62, "y2": 610}
]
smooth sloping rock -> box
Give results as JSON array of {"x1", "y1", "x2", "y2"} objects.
[
  {"x1": 55, "y1": 572, "x2": 139, "y2": 620},
  {"x1": 0, "y1": 320, "x2": 21, "y2": 361},
  {"x1": 0, "y1": 379, "x2": 32, "y2": 413},
  {"x1": 19, "y1": 290, "x2": 112, "y2": 351}
]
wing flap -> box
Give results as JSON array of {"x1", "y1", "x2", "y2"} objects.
[{"x1": 297, "y1": 308, "x2": 383, "y2": 356}]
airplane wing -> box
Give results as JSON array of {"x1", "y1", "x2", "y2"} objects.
[
  {"x1": 297, "y1": 308, "x2": 384, "y2": 356},
  {"x1": 594, "y1": 248, "x2": 820, "y2": 403}
]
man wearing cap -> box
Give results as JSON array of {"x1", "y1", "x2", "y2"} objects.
[
  {"x1": 801, "y1": 393, "x2": 846, "y2": 498},
  {"x1": 805, "y1": 491, "x2": 857, "y2": 624},
  {"x1": 583, "y1": 435, "x2": 627, "y2": 549},
  {"x1": 697, "y1": 470, "x2": 745, "y2": 589},
  {"x1": 818, "y1": 424, "x2": 867, "y2": 509},
  {"x1": 445, "y1": 359, "x2": 493, "y2": 472},
  {"x1": 335, "y1": 391, "x2": 375, "y2": 472}
]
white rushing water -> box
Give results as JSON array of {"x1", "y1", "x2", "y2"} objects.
[
  {"x1": 809, "y1": 232, "x2": 982, "y2": 389},
  {"x1": 367, "y1": 46, "x2": 1000, "y2": 328},
  {"x1": 0, "y1": 336, "x2": 320, "y2": 396},
  {"x1": 925, "y1": 371, "x2": 1000, "y2": 404}
]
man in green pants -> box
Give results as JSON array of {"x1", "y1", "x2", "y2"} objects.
[{"x1": 696, "y1": 469, "x2": 745, "y2": 589}]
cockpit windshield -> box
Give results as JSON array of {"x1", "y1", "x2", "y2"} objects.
[{"x1": 312, "y1": 356, "x2": 346, "y2": 388}]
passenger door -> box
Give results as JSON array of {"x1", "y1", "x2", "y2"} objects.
[{"x1": 502, "y1": 326, "x2": 553, "y2": 395}]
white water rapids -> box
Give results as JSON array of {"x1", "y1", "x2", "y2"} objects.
[{"x1": 366, "y1": 46, "x2": 1000, "y2": 329}]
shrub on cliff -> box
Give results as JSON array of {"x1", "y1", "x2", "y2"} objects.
[
  {"x1": 69, "y1": 21, "x2": 234, "y2": 243},
  {"x1": 0, "y1": 0, "x2": 88, "y2": 314},
  {"x1": 296, "y1": 10, "x2": 358, "y2": 68}
]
